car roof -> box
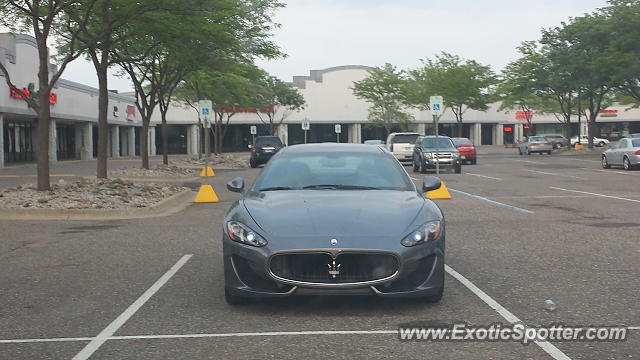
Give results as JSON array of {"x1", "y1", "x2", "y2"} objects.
[
  {"x1": 389, "y1": 132, "x2": 420, "y2": 136},
  {"x1": 421, "y1": 136, "x2": 452, "y2": 139},
  {"x1": 283, "y1": 143, "x2": 386, "y2": 154}
]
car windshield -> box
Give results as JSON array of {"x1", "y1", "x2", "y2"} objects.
[
  {"x1": 390, "y1": 134, "x2": 420, "y2": 144},
  {"x1": 255, "y1": 137, "x2": 282, "y2": 147},
  {"x1": 529, "y1": 137, "x2": 547, "y2": 142},
  {"x1": 252, "y1": 152, "x2": 414, "y2": 191},
  {"x1": 452, "y1": 138, "x2": 472, "y2": 146},
  {"x1": 421, "y1": 138, "x2": 455, "y2": 149}
]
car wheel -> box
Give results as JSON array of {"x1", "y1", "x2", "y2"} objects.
[
  {"x1": 470, "y1": 159, "x2": 477, "y2": 165},
  {"x1": 419, "y1": 160, "x2": 427, "y2": 174},
  {"x1": 249, "y1": 159, "x2": 258, "y2": 168},
  {"x1": 599, "y1": 141, "x2": 606, "y2": 147},
  {"x1": 527, "y1": 149, "x2": 531, "y2": 155},
  {"x1": 225, "y1": 288, "x2": 250, "y2": 305},
  {"x1": 518, "y1": 148, "x2": 523, "y2": 155},
  {"x1": 547, "y1": 151, "x2": 552, "y2": 155},
  {"x1": 454, "y1": 164, "x2": 462, "y2": 174},
  {"x1": 601, "y1": 155, "x2": 611, "y2": 169},
  {"x1": 623, "y1": 157, "x2": 632, "y2": 171}
]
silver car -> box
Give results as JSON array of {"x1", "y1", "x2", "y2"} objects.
[
  {"x1": 518, "y1": 136, "x2": 553, "y2": 155},
  {"x1": 602, "y1": 138, "x2": 640, "y2": 171}
]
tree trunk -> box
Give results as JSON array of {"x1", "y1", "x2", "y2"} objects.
[
  {"x1": 161, "y1": 110, "x2": 169, "y2": 165},
  {"x1": 457, "y1": 120, "x2": 463, "y2": 137},
  {"x1": 96, "y1": 65, "x2": 109, "y2": 178},
  {"x1": 140, "y1": 119, "x2": 150, "y2": 169},
  {"x1": 36, "y1": 43, "x2": 51, "y2": 191}
]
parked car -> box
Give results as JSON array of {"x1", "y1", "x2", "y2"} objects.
[
  {"x1": 249, "y1": 136, "x2": 284, "y2": 168},
  {"x1": 413, "y1": 136, "x2": 462, "y2": 173},
  {"x1": 539, "y1": 134, "x2": 569, "y2": 149},
  {"x1": 601, "y1": 138, "x2": 640, "y2": 171},
  {"x1": 570, "y1": 135, "x2": 610, "y2": 147},
  {"x1": 386, "y1": 132, "x2": 421, "y2": 164},
  {"x1": 451, "y1": 137, "x2": 477, "y2": 164},
  {"x1": 364, "y1": 139, "x2": 384, "y2": 145},
  {"x1": 518, "y1": 136, "x2": 553, "y2": 155},
  {"x1": 223, "y1": 143, "x2": 446, "y2": 304}
]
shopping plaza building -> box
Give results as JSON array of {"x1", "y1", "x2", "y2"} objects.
[{"x1": 3, "y1": 33, "x2": 640, "y2": 167}]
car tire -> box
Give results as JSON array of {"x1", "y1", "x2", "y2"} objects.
[
  {"x1": 419, "y1": 160, "x2": 427, "y2": 174},
  {"x1": 602, "y1": 155, "x2": 611, "y2": 169},
  {"x1": 527, "y1": 149, "x2": 531, "y2": 155},
  {"x1": 225, "y1": 288, "x2": 250, "y2": 305},
  {"x1": 599, "y1": 141, "x2": 606, "y2": 147},
  {"x1": 249, "y1": 159, "x2": 258, "y2": 168},
  {"x1": 454, "y1": 164, "x2": 462, "y2": 174},
  {"x1": 470, "y1": 159, "x2": 477, "y2": 165},
  {"x1": 547, "y1": 151, "x2": 552, "y2": 155},
  {"x1": 623, "y1": 157, "x2": 632, "y2": 171},
  {"x1": 518, "y1": 149, "x2": 523, "y2": 156}
]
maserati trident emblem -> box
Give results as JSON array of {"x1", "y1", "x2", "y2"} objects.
[
  {"x1": 330, "y1": 238, "x2": 338, "y2": 246},
  {"x1": 327, "y1": 259, "x2": 341, "y2": 278}
]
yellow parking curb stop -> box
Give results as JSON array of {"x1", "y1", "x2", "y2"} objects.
[
  {"x1": 200, "y1": 166, "x2": 216, "y2": 177},
  {"x1": 426, "y1": 181, "x2": 452, "y2": 200},
  {"x1": 194, "y1": 184, "x2": 219, "y2": 203},
  {"x1": 574, "y1": 144, "x2": 584, "y2": 150}
]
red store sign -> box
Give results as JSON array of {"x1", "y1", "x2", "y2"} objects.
[{"x1": 10, "y1": 88, "x2": 58, "y2": 105}]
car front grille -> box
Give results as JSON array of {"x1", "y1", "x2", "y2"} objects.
[
  {"x1": 269, "y1": 252, "x2": 399, "y2": 285},
  {"x1": 433, "y1": 153, "x2": 453, "y2": 159}
]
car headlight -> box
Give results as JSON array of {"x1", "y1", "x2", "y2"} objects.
[
  {"x1": 225, "y1": 221, "x2": 267, "y2": 247},
  {"x1": 401, "y1": 221, "x2": 442, "y2": 247},
  {"x1": 423, "y1": 152, "x2": 433, "y2": 158}
]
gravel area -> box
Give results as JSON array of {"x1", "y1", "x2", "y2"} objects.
[
  {"x1": 0, "y1": 178, "x2": 187, "y2": 209},
  {"x1": 172, "y1": 153, "x2": 249, "y2": 169},
  {"x1": 109, "y1": 164, "x2": 197, "y2": 178}
]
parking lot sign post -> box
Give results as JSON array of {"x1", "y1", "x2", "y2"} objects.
[
  {"x1": 302, "y1": 120, "x2": 310, "y2": 144},
  {"x1": 430, "y1": 96, "x2": 444, "y2": 175},
  {"x1": 335, "y1": 124, "x2": 341, "y2": 143},
  {"x1": 199, "y1": 100, "x2": 212, "y2": 175},
  {"x1": 250, "y1": 125, "x2": 257, "y2": 145}
]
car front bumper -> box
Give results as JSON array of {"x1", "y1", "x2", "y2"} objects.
[
  {"x1": 222, "y1": 231, "x2": 445, "y2": 299},
  {"x1": 422, "y1": 158, "x2": 461, "y2": 168},
  {"x1": 528, "y1": 145, "x2": 553, "y2": 152}
]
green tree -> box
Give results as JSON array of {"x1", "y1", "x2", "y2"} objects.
[
  {"x1": 352, "y1": 63, "x2": 413, "y2": 135},
  {"x1": 254, "y1": 76, "x2": 306, "y2": 135},
  {"x1": 0, "y1": 0, "x2": 90, "y2": 190},
  {"x1": 408, "y1": 53, "x2": 496, "y2": 137}
]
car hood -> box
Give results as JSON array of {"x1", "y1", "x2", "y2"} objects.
[{"x1": 243, "y1": 190, "x2": 425, "y2": 238}]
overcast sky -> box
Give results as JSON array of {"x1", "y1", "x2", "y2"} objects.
[{"x1": 57, "y1": 0, "x2": 609, "y2": 92}]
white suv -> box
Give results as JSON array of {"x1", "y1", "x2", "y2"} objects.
[
  {"x1": 571, "y1": 135, "x2": 610, "y2": 147},
  {"x1": 386, "y1": 132, "x2": 422, "y2": 163}
]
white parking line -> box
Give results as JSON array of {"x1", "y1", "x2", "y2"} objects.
[
  {"x1": 550, "y1": 187, "x2": 640, "y2": 204},
  {"x1": 72, "y1": 254, "x2": 193, "y2": 360},
  {"x1": 523, "y1": 169, "x2": 587, "y2": 180},
  {"x1": 449, "y1": 188, "x2": 534, "y2": 214},
  {"x1": 513, "y1": 159, "x2": 549, "y2": 165},
  {"x1": 583, "y1": 168, "x2": 640, "y2": 176},
  {"x1": 445, "y1": 265, "x2": 571, "y2": 360},
  {"x1": 465, "y1": 173, "x2": 503, "y2": 181},
  {"x1": 0, "y1": 337, "x2": 92, "y2": 344}
]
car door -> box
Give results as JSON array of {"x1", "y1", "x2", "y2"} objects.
[{"x1": 612, "y1": 140, "x2": 627, "y2": 164}]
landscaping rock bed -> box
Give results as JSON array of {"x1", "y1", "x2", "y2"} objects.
[
  {"x1": 109, "y1": 164, "x2": 197, "y2": 178},
  {"x1": 0, "y1": 178, "x2": 187, "y2": 210},
  {"x1": 172, "y1": 153, "x2": 249, "y2": 169}
]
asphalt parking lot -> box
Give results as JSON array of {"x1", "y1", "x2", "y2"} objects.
[{"x1": 1, "y1": 148, "x2": 639, "y2": 359}]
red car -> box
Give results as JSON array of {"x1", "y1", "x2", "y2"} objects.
[{"x1": 451, "y1": 137, "x2": 477, "y2": 164}]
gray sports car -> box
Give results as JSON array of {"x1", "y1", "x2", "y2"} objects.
[{"x1": 223, "y1": 143, "x2": 446, "y2": 305}]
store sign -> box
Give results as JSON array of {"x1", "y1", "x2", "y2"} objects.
[
  {"x1": 10, "y1": 88, "x2": 58, "y2": 105},
  {"x1": 599, "y1": 109, "x2": 618, "y2": 118},
  {"x1": 126, "y1": 105, "x2": 136, "y2": 121},
  {"x1": 515, "y1": 110, "x2": 533, "y2": 121}
]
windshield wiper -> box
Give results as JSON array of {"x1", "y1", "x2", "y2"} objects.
[
  {"x1": 302, "y1": 184, "x2": 381, "y2": 190},
  {"x1": 258, "y1": 186, "x2": 294, "y2": 191}
]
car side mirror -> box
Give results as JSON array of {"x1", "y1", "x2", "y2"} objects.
[
  {"x1": 248, "y1": 144, "x2": 253, "y2": 149},
  {"x1": 227, "y1": 177, "x2": 245, "y2": 193},
  {"x1": 422, "y1": 176, "x2": 442, "y2": 193}
]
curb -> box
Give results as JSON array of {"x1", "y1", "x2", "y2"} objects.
[{"x1": 0, "y1": 190, "x2": 195, "y2": 221}]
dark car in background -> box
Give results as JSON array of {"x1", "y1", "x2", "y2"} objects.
[
  {"x1": 451, "y1": 137, "x2": 477, "y2": 164},
  {"x1": 412, "y1": 136, "x2": 462, "y2": 173},
  {"x1": 249, "y1": 136, "x2": 284, "y2": 168},
  {"x1": 540, "y1": 134, "x2": 569, "y2": 149},
  {"x1": 223, "y1": 144, "x2": 446, "y2": 304}
]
